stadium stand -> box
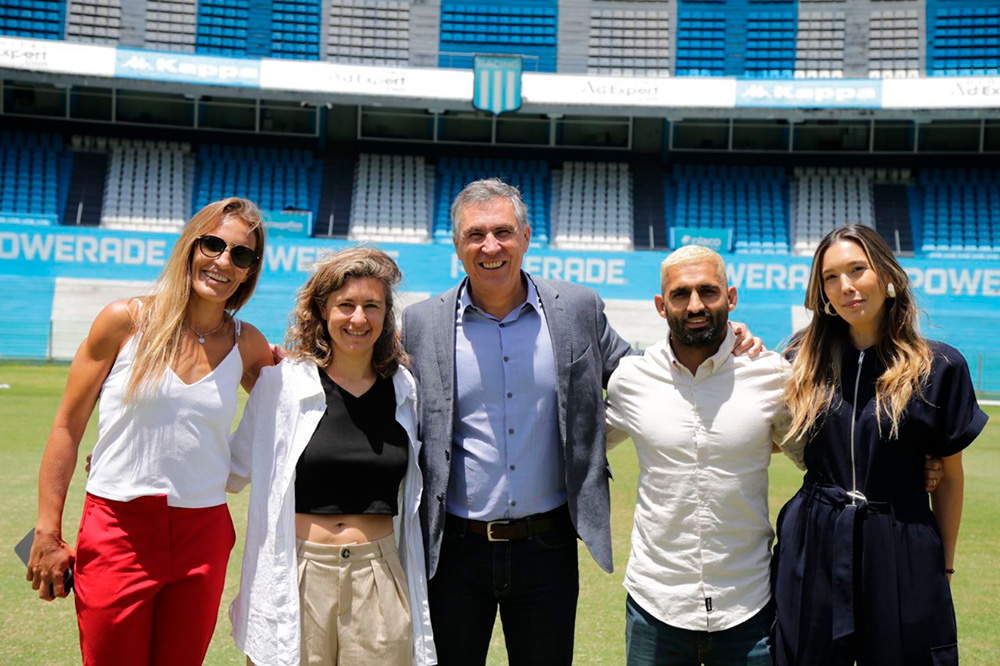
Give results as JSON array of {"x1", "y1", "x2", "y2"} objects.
[
  {"x1": 438, "y1": 1, "x2": 559, "y2": 72},
  {"x1": 144, "y1": 0, "x2": 197, "y2": 52},
  {"x1": 101, "y1": 138, "x2": 194, "y2": 233},
  {"x1": 587, "y1": 8, "x2": 672, "y2": 78},
  {"x1": 0, "y1": 131, "x2": 70, "y2": 226},
  {"x1": 744, "y1": 10, "x2": 797, "y2": 78},
  {"x1": 791, "y1": 166, "x2": 875, "y2": 255},
  {"x1": 795, "y1": 10, "x2": 845, "y2": 78},
  {"x1": 271, "y1": 0, "x2": 321, "y2": 60},
  {"x1": 553, "y1": 161, "x2": 633, "y2": 251},
  {"x1": 868, "y1": 7, "x2": 921, "y2": 79},
  {"x1": 0, "y1": 0, "x2": 65, "y2": 40},
  {"x1": 926, "y1": 0, "x2": 1000, "y2": 76},
  {"x1": 668, "y1": 164, "x2": 789, "y2": 254},
  {"x1": 349, "y1": 153, "x2": 432, "y2": 243},
  {"x1": 66, "y1": 0, "x2": 122, "y2": 45},
  {"x1": 327, "y1": 0, "x2": 410, "y2": 66},
  {"x1": 433, "y1": 157, "x2": 551, "y2": 243},
  {"x1": 674, "y1": 8, "x2": 727, "y2": 76},
  {"x1": 918, "y1": 168, "x2": 1000, "y2": 256},
  {"x1": 195, "y1": 0, "x2": 251, "y2": 55},
  {"x1": 194, "y1": 143, "x2": 322, "y2": 219}
]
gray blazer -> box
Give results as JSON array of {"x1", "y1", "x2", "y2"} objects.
[{"x1": 400, "y1": 276, "x2": 635, "y2": 578}]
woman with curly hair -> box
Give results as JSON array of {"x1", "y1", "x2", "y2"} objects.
[
  {"x1": 229, "y1": 246, "x2": 436, "y2": 666},
  {"x1": 772, "y1": 225, "x2": 987, "y2": 666},
  {"x1": 27, "y1": 197, "x2": 274, "y2": 664}
]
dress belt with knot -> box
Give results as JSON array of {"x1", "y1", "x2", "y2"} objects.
[{"x1": 801, "y1": 481, "x2": 892, "y2": 643}]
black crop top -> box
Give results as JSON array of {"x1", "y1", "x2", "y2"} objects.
[{"x1": 295, "y1": 372, "x2": 408, "y2": 515}]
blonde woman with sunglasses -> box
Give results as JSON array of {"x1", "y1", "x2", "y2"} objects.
[{"x1": 26, "y1": 197, "x2": 274, "y2": 665}]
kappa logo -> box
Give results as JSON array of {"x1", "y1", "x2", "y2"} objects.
[
  {"x1": 119, "y1": 53, "x2": 258, "y2": 82},
  {"x1": 741, "y1": 83, "x2": 878, "y2": 103},
  {"x1": 120, "y1": 55, "x2": 154, "y2": 71}
]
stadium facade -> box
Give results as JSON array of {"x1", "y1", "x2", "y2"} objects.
[{"x1": 0, "y1": 0, "x2": 997, "y2": 391}]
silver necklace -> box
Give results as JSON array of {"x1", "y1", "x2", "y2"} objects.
[{"x1": 186, "y1": 315, "x2": 228, "y2": 344}]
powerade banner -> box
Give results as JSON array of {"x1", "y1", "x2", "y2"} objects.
[
  {"x1": 670, "y1": 226, "x2": 733, "y2": 252},
  {"x1": 5, "y1": 224, "x2": 1000, "y2": 299},
  {"x1": 2, "y1": 224, "x2": 999, "y2": 378},
  {"x1": 115, "y1": 49, "x2": 261, "y2": 88},
  {"x1": 736, "y1": 79, "x2": 883, "y2": 109}
]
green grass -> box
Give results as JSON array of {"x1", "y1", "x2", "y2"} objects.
[{"x1": 1, "y1": 364, "x2": 998, "y2": 664}]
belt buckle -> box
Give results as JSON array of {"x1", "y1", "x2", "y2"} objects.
[{"x1": 486, "y1": 520, "x2": 511, "y2": 542}]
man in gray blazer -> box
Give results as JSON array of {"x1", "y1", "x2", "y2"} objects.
[{"x1": 401, "y1": 178, "x2": 633, "y2": 665}]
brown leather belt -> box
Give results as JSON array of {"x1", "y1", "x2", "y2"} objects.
[{"x1": 445, "y1": 505, "x2": 571, "y2": 542}]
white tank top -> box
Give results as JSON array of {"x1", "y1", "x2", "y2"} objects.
[{"x1": 86, "y1": 320, "x2": 244, "y2": 508}]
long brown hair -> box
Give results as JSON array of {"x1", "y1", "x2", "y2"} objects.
[
  {"x1": 783, "y1": 225, "x2": 932, "y2": 442},
  {"x1": 285, "y1": 245, "x2": 407, "y2": 378},
  {"x1": 125, "y1": 198, "x2": 265, "y2": 401}
]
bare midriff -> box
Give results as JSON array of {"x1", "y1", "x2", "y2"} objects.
[{"x1": 295, "y1": 513, "x2": 394, "y2": 545}]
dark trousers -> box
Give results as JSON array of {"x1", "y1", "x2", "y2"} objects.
[
  {"x1": 626, "y1": 595, "x2": 773, "y2": 666},
  {"x1": 428, "y1": 511, "x2": 580, "y2": 666}
]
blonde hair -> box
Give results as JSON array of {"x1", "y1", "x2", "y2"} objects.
[
  {"x1": 125, "y1": 198, "x2": 265, "y2": 402},
  {"x1": 783, "y1": 225, "x2": 932, "y2": 443},
  {"x1": 285, "y1": 245, "x2": 407, "y2": 377},
  {"x1": 660, "y1": 245, "x2": 728, "y2": 293}
]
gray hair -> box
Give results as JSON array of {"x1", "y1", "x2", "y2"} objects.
[{"x1": 451, "y1": 178, "x2": 529, "y2": 239}]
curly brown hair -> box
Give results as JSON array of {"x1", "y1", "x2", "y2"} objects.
[{"x1": 285, "y1": 245, "x2": 407, "y2": 377}]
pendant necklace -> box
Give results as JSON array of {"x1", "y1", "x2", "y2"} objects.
[{"x1": 187, "y1": 314, "x2": 228, "y2": 344}]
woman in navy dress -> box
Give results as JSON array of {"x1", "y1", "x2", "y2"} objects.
[{"x1": 773, "y1": 225, "x2": 987, "y2": 666}]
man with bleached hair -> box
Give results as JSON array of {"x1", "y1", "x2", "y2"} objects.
[{"x1": 605, "y1": 245, "x2": 803, "y2": 666}]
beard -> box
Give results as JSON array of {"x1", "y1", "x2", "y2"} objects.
[{"x1": 669, "y1": 309, "x2": 728, "y2": 348}]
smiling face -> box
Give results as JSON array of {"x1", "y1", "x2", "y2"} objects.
[
  {"x1": 656, "y1": 260, "x2": 737, "y2": 351},
  {"x1": 453, "y1": 198, "x2": 531, "y2": 317},
  {"x1": 820, "y1": 239, "x2": 887, "y2": 345},
  {"x1": 189, "y1": 214, "x2": 257, "y2": 305},
  {"x1": 320, "y1": 276, "x2": 387, "y2": 362}
]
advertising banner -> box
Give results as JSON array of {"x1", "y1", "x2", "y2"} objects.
[
  {"x1": 259, "y1": 59, "x2": 472, "y2": 101},
  {"x1": 882, "y1": 76, "x2": 1000, "y2": 109},
  {"x1": 522, "y1": 74, "x2": 735, "y2": 109},
  {"x1": 264, "y1": 211, "x2": 314, "y2": 238},
  {"x1": 736, "y1": 79, "x2": 883, "y2": 109},
  {"x1": 0, "y1": 36, "x2": 114, "y2": 77},
  {"x1": 670, "y1": 226, "x2": 733, "y2": 252},
  {"x1": 2, "y1": 225, "x2": 999, "y2": 376},
  {"x1": 115, "y1": 48, "x2": 261, "y2": 87}
]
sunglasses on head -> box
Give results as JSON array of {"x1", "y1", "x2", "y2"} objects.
[{"x1": 196, "y1": 235, "x2": 258, "y2": 269}]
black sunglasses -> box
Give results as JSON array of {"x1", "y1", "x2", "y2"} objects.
[{"x1": 196, "y1": 235, "x2": 259, "y2": 270}]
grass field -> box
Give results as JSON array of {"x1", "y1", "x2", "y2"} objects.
[{"x1": 1, "y1": 363, "x2": 998, "y2": 664}]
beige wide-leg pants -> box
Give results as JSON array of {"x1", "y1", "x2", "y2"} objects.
[{"x1": 296, "y1": 534, "x2": 412, "y2": 666}]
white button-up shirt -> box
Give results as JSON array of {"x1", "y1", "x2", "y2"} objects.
[{"x1": 606, "y1": 328, "x2": 803, "y2": 632}]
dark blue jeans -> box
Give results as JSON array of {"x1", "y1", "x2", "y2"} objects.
[
  {"x1": 428, "y1": 513, "x2": 580, "y2": 666},
  {"x1": 625, "y1": 595, "x2": 773, "y2": 666}
]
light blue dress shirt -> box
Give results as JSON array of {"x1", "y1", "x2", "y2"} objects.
[{"x1": 447, "y1": 274, "x2": 565, "y2": 521}]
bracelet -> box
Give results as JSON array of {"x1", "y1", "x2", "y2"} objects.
[{"x1": 945, "y1": 568, "x2": 955, "y2": 575}]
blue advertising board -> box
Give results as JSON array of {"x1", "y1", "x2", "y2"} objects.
[
  {"x1": 670, "y1": 226, "x2": 733, "y2": 252},
  {"x1": 2, "y1": 224, "x2": 999, "y2": 389},
  {"x1": 736, "y1": 79, "x2": 883, "y2": 109},
  {"x1": 115, "y1": 49, "x2": 261, "y2": 88}
]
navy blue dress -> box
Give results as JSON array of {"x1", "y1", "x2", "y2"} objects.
[{"x1": 772, "y1": 341, "x2": 988, "y2": 666}]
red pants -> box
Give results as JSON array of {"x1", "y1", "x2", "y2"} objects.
[{"x1": 74, "y1": 493, "x2": 235, "y2": 666}]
